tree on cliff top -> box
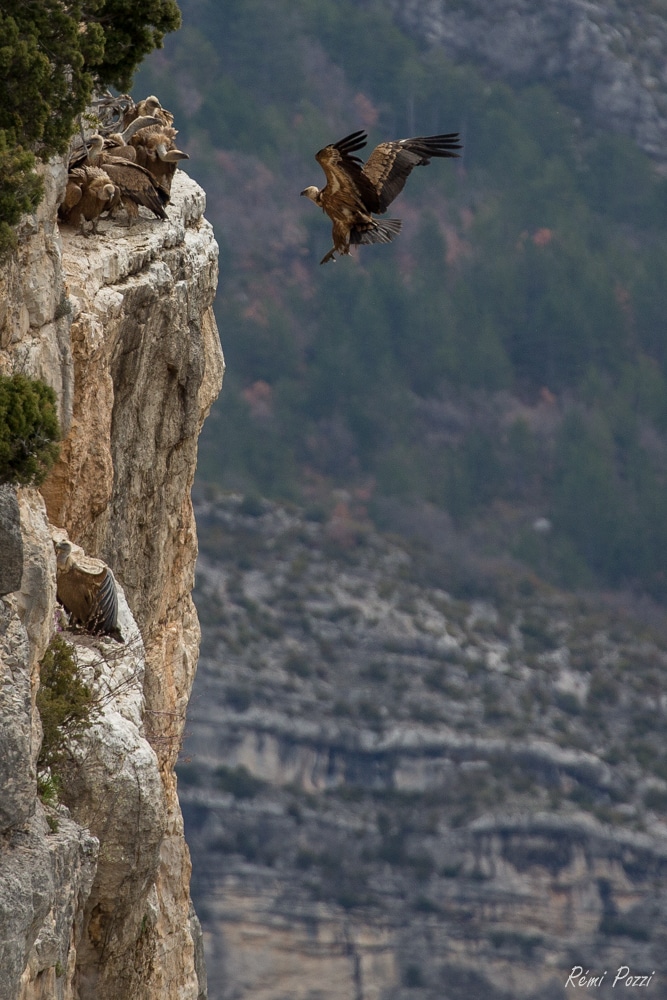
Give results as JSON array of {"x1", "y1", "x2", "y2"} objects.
[{"x1": 0, "y1": 0, "x2": 181, "y2": 254}]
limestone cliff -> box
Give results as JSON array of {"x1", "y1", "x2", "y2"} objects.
[
  {"x1": 390, "y1": 0, "x2": 667, "y2": 159},
  {"x1": 183, "y1": 496, "x2": 667, "y2": 1000},
  {"x1": 0, "y1": 153, "x2": 223, "y2": 1000}
]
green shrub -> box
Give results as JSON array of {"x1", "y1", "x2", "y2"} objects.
[
  {"x1": 0, "y1": 134, "x2": 44, "y2": 255},
  {"x1": 45, "y1": 813, "x2": 60, "y2": 833},
  {"x1": 0, "y1": 0, "x2": 181, "y2": 250},
  {"x1": 403, "y1": 964, "x2": 425, "y2": 988},
  {"x1": 37, "y1": 635, "x2": 96, "y2": 771},
  {"x1": 36, "y1": 771, "x2": 61, "y2": 807},
  {"x1": 0, "y1": 374, "x2": 60, "y2": 485}
]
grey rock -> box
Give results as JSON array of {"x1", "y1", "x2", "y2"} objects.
[
  {"x1": 189, "y1": 899, "x2": 208, "y2": 1000},
  {"x1": 390, "y1": 0, "x2": 667, "y2": 158},
  {"x1": 0, "y1": 161, "x2": 219, "y2": 998},
  {"x1": 0, "y1": 605, "x2": 34, "y2": 834},
  {"x1": 184, "y1": 495, "x2": 667, "y2": 999},
  {"x1": 0, "y1": 808, "x2": 98, "y2": 1000},
  {"x1": 0, "y1": 486, "x2": 23, "y2": 596}
]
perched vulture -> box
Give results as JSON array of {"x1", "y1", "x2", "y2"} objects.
[
  {"x1": 122, "y1": 95, "x2": 175, "y2": 129},
  {"x1": 103, "y1": 134, "x2": 138, "y2": 162},
  {"x1": 128, "y1": 124, "x2": 189, "y2": 197},
  {"x1": 55, "y1": 541, "x2": 123, "y2": 641},
  {"x1": 84, "y1": 134, "x2": 168, "y2": 222},
  {"x1": 62, "y1": 94, "x2": 184, "y2": 230},
  {"x1": 58, "y1": 166, "x2": 118, "y2": 234},
  {"x1": 68, "y1": 116, "x2": 162, "y2": 172},
  {"x1": 301, "y1": 129, "x2": 461, "y2": 263}
]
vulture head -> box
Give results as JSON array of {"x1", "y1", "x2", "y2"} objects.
[{"x1": 300, "y1": 186, "x2": 322, "y2": 204}]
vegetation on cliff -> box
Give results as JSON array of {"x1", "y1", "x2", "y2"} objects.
[
  {"x1": 0, "y1": 374, "x2": 60, "y2": 485},
  {"x1": 0, "y1": 0, "x2": 181, "y2": 253},
  {"x1": 37, "y1": 635, "x2": 96, "y2": 773}
]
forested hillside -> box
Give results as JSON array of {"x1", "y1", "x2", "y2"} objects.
[{"x1": 136, "y1": 0, "x2": 667, "y2": 600}]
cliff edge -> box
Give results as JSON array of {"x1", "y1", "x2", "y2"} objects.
[{"x1": 0, "y1": 155, "x2": 224, "y2": 1000}]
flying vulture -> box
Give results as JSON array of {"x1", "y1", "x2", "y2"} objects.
[
  {"x1": 54, "y1": 540, "x2": 123, "y2": 641},
  {"x1": 301, "y1": 129, "x2": 461, "y2": 264}
]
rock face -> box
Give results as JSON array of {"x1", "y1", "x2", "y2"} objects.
[
  {"x1": 182, "y1": 495, "x2": 667, "y2": 1000},
  {"x1": 390, "y1": 0, "x2": 667, "y2": 159},
  {"x1": 0, "y1": 156, "x2": 223, "y2": 1000},
  {"x1": 0, "y1": 486, "x2": 23, "y2": 596}
]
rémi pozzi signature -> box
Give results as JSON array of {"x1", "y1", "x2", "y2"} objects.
[{"x1": 566, "y1": 967, "x2": 656, "y2": 989}]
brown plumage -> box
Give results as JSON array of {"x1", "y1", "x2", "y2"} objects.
[
  {"x1": 55, "y1": 541, "x2": 123, "y2": 641},
  {"x1": 122, "y1": 95, "x2": 175, "y2": 129},
  {"x1": 104, "y1": 157, "x2": 169, "y2": 222},
  {"x1": 128, "y1": 125, "x2": 189, "y2": 197},
  {"x1": 68, "y1": 116, "x2": 162, "y2": 172},
  {"x1": 301, "y1": 129, "x2": 461, "y2": 264},
  {"x1": 83, "y1": 134, "x2": 168, "y2": 223},
  {"x1": 59, "y1": 166, "x2": 118, "y2": 234},
  {"x1": 63, "y1": 94, "x2": 184, "y2": 229},
  {"x1": 104, "y1": 134, "x2": 138, "y2": 162},
  {"x1": 61, "y1": 171, "x2": 84, "y2": 213}
]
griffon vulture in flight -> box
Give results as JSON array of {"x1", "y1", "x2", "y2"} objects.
[
  {"x1": 55, "y1": 540, "x2": 123, "y2": 641},
  {"x1": 301, "y1": 129, "x2": 461, "y2": 264}
]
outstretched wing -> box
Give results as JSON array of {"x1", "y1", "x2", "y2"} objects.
[
  {"x1": 360, "y1": 133, "x2": 461, "y2": 214},
  {"x1": 315, "y1": 130, "x2": 368, "y2": 194}
]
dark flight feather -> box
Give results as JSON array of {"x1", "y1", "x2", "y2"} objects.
[{"x1": 302, "y1": 127, "x2": 461, "y2": 263}]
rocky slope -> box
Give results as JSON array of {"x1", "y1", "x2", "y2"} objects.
[
  {"x1": 391, "y1": 0, "x2": 667, "y2": 159},
  {"x1": 0, "y1": 156, "x2": 223, "y2": 1000},
  {"x1": 182, "y1": 494, "x2": 667, "y2": 1000}
]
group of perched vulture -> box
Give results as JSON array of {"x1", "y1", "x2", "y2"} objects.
[
  {"x1": 59, "y1": 94, "x2": 189, "y2": 234},
  {"x1": 54, "y1": 97, "x2": 191, "y2": 638}
]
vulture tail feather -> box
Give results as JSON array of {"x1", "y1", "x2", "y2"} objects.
[
  {"x1": 351, "y1": 218, "x2": 402, "y2": 246},
  {"x1": 90, "y1": 571, "x2": 120, "y2": 635}
]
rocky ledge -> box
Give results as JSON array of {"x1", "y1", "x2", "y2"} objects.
[{"x1": 0, "y1": 162, "x2": 223, "y2": 1000}]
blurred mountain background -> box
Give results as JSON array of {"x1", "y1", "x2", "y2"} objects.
[
  {"x1": 133, "y1": 2, "x2": 667, "y2": 997},
  {"x1": 135, "y1": 0, "x2": 667, "y2": 601}
]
